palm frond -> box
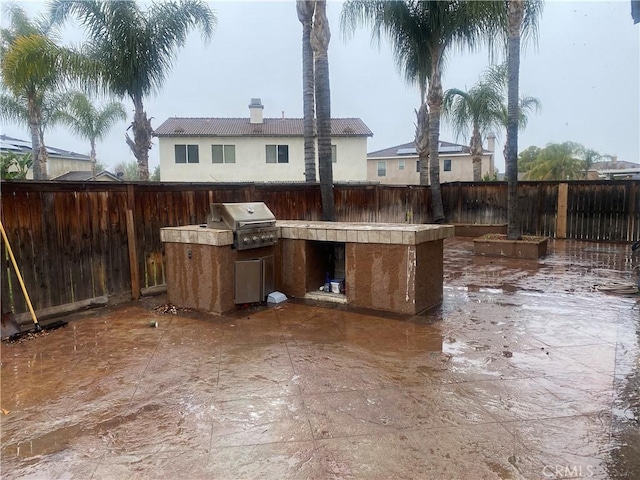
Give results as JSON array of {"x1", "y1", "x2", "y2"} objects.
[
  {"x1": 0, "y1": 92, "x2": 29, "y2": 124},
  {"x1": 57, "y1": 91, "x2": 126, "y2": 142}
]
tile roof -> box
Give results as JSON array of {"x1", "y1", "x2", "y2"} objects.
[
  {"x1": 368, "y1": 140, "x2": 479, "y2": 158},
  {"x1": 591, "y1": 160, "x2": 640, "y2": 170},
  {"x1": 154, "y1": 117, "x2": 373, "y2": 138}
]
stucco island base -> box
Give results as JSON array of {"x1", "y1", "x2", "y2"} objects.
[
  {"x1": 161, "y1": 225, "x2": 277, "y2": 315},
  {"x1": 276, "y1": 221, "x2": 454, "y2": 315},
  {"x1": 161, "y1": 222, "x2": 454, "y2": 316}
]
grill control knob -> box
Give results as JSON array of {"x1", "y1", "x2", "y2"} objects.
[
  {"x1": 243, "y1": 237, "x2": 250, "y2": 245},
  {"x1": 252, "y1": 236, "x2": 259, "y2": 243},
  {"x1": 261, "y1": 235, "x2": 267, "y2": 242}
]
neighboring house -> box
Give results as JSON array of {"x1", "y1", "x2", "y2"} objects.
[
  {"x1": 154, "y1": 98, "x2": 373, "y2": 183},
  {"x1": 367, "y1": 135, "x2": 496, "y2": 185},
  {"x1": 51, "y1": 170, "x2": 122, "y2": 182},
  {"x1": 0, "y1": 134, "x2": 91, "y2": 179},
  {"x1": 588, "y1": 156, "x2": 640, "y2": 180}
]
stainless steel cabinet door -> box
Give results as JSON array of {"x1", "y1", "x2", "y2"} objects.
[{"x1": 235, "y1": 259, "x2": 262, "y2": 304}]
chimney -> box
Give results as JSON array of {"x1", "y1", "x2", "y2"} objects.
[
  {"x1": 249, "y1": 98, "x2": 263, "y2": 124},
  {"x1": 612, "y1": 155, "x2": 618, "y2": 167},
  {"x1": 486, "y1": 132, "x2": 496, "y2": 152}
]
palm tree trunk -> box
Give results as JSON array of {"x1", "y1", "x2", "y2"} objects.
[
  {"x1": 470, "y1": 126, "x2": 483, "y2": 182},
  {"x1": 506, "y1": 0, "x2": 524, "y2": 239},
  {"x1": 37, "y1": 132, "x2": 48, "y2": 180},
  {"x1": 126, "y1": 94, "x2": 152, "y2": 181},
  {"x1": 297, "y1": 0, "x2": 316, "y2": 182},
  {"x1": 312, "y1": 0, "x2": 335, "y2": 221},
  {"x1": 415, "y1": 102, "x2": 429, "y2": 186},
  {"x1": 427, "y1": 53, "x2": 445, "y2": 223},
  {"x1": 28, "y1": 102, "x2": 46, "y2": 180},
  {"x1": 90, "y1": 139, "x2": 97, "y2": 180}
]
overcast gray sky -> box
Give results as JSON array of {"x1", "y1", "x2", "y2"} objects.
[{"x1": 3, "y1": 0, "x2": 639, "y2": 173}]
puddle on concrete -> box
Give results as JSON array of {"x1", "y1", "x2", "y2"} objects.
[{"x1": 1, "y1": 238, "x2": 639, "y2": 478}]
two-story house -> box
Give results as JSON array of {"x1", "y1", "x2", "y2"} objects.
[
  {"x1": 155, "y1": 99, "x2": 373, "y2": 183},
  {"x1": 367, "y1": 134, "x2": 496, "y2": 184}
]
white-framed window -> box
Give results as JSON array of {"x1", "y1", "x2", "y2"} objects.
[
  {"x1": 331, "y1": 144, "x2": 337, "y2": 163},
  {"x1": 175, "y1": 144, "x2": 199, "y2": 164},
  {"x1": 266, "y1": 144, "x2": 289, "y2": 163},
  {"x1": 212, "y1": 145, "x2": 236, "y2": 164},
  {"x1": 377, "y1": 161, "x2": 386, "y2": 177},
  {"x1": 398, "y1": 160, "x2": 405, "y2": 170},
  {"x1": 443, "y1": 159, "x2": 452, "y2": 172}
]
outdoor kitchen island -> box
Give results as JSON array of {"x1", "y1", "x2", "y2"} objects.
[
  {"x1": 161, "y1": 219, "x2": 454, "y2": 316},
  {"x1": 276, "y1": 221, "x2": 454, "y2": 315}
]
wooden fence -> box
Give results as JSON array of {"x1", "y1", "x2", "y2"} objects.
[{"x1": 2, "y1": 180, "x2": 638, "y2": 316}]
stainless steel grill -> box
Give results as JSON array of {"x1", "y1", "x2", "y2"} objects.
[{"x1": 207, "y1": 202, "x2": 278, "y2": 250}]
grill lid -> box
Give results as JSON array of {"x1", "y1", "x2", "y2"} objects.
[{"x1": 208, "y1": 202, "x2": 276, "y2": 231}]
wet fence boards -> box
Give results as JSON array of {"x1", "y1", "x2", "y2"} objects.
[{"x1": 1, "y1": 180, "x2": 638, "y2": 316}]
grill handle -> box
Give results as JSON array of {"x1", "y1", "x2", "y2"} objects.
[{"x1": 237, "y1": 221, "x2": 276, "y2": 229}]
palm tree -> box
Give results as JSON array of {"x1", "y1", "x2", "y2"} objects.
[
  {"x1": 312, "y1": 0, "x2": 335, "y2": 221},
  {"x1": 400, "y1": 39, "x2": 431, "y2": 187},
  {"x1": 297, "y1": 0, "x2": 317, "y2": 183},
  {"x1": 578, "y1": 147, "x2": 602, "y2": 179},
  {"x1": 56, "y1": 92, "x2": 126, "y2": 179},
  {"x1": 49, "y1": 0, "x2": 216, "y2": 181},
  {"x1": 472, "y1": 62, "x2": 540, "y2": 177},
  {"x1": 0, "y1": 5, "x2": 90, "y2": 179},
  {"x1": 443, "y1": 63, "x2": 542, "y2": 181},
  {"x1": 506, "y1": 0, "x2": 524, "y2": 238},
  {"x1": 0, "y1": 88, "x2": 76, "y2": 179},
  {"x1": 504, "y1": 0, "x2": 543, "y2": 239},
  {"x1": 443, "y1": 74, "x2": 504, "y2": 181},
  {"x1": 524, "y1": 142, "x2": 585, "y2": 180},
  {"x1": 342, "y1": 1, "x2": 508, "y2": 223},
  {"x1": 494, "y1": 96, "x2": 541, "y2": 166}
]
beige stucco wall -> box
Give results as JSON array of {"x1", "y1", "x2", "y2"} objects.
[
  {"x1": 48, "y1": 158, "x2": 92, "y2": 178},
  {"x1": 367, "y1": 153, "x2": 494, "y2": 185},
  {"x1": 159, "y1": 135, "x2": 368, "y2": 183},
  {"x1": 23, "y1": 157, "x2": 92, "y2": 179}
]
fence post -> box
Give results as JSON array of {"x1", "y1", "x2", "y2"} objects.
[
  {"x1": 556, "y1": 183, "x2": 569, "y2": 239},
  {"x1": 126, "y1": 184, "x2": 141, "y2": 300}
]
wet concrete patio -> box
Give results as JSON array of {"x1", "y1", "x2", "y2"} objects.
[{"x1": 1, "y1": 237, "x2": 638, "y2": 479}]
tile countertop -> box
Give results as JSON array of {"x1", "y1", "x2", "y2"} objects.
[
  {"x1": 161, "y1": 221, "x2": 454, "y2": 246},
  {"x1": 276, "y1": 220, "x2": 454, "y2": 245},
  {"x1": 160, "y1": 225, "x2": 234, "y2": 246}
]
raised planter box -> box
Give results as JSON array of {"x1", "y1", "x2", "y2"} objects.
[
  {"x1": 473, "y1": 234, "x2": 548, "y2": 259},
  {"x1": 453, "y1": 223, "x2": 507, "y2": 237}
]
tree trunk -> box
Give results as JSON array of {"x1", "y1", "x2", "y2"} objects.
[
  {"x1": 90, "y1": 139, "x2": 97, "y2": 181},
  {"x1": 415, "y1": 102, "x2": 429, "y2": 186},
  {"x1": 311, "y1": 0, "x2": 335, "y2": 221},
  {"x1": 28, "y1": 101, "x2": 47, "y2": 180},
  {"x1": 470, "y1": 126, "x2": 483, "y2": 182},
  {"x1": 126, "y1": 94, "x2": 152, "y2": 181},
  {"x1": 427, "y1": 52, "x2": 445, "y2": 223},
  {"x1": 37, "y1": 131, "x2": 48, "y2": 180},
  {"x1": 297, "y1": 0, "x2": 316, "y2": 182},
  {"x1": 506, "y1": 0, "x2": 524, "y2": 239}
]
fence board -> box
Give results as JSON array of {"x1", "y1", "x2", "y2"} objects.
[{"x1": 1, "y1": 180, "x2": 638, "y2": 315}]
